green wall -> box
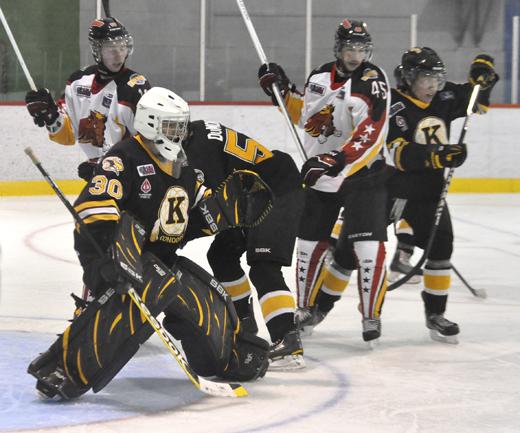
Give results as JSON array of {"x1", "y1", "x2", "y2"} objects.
[{"x1": 0, "y1": 0, "x2": 79, "y2": 100}]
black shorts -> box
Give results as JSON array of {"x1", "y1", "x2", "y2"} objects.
[
  {"x1": 246, "y1": 189, "x2": 304, "y2": 265},
  {"x1": 398, "y1": 200, "x2": 453, "y2": 260}
]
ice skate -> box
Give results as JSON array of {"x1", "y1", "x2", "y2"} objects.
[
  {"x1": 295, "y1": 306, "x2": 327, "y2": 336},
  {"x1": 389, "y1": 249, "x2": 422, "y2": 284},
  {"x1": 362, "y1": 318, "x2": 381, "y2": 347},
  {"x1": 268, "y1": 329, "x2": 305, "y2": 370},
  {"x1": 426, "y1": 313, "x2": 459, "y2": 344}
]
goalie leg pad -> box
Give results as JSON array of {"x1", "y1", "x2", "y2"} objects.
[
  {"x1": 27, "y1": 253, "x2": 184, "y2": 398},
  {"x1": 165, "y1": 257, "x2": 269, "y2": 381}
]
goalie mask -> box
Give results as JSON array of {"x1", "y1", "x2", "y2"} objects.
[
  {"x1": 334, "y1": 19, "x2": 373, "y2": 72},
  {"x1": 88, "y1": 17, "x2": 134, "y2": 74},
  {"x1": 134, "y1": 87, "x2": 190, "y2": 162}
]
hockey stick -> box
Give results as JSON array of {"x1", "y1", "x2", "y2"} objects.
[
  {"x1": 24, "y1": 147, "x2": 248, "y2": 398},
  {"x1": 0, "y1": 6, "x2": 36, "y2": 91},
  {"x1": 451, "y1": 264, "x2": 487, "y2": 298},
  {"x1": 102, "y1": 0, "x2": 111, "y2": 17},
  {"x1": 387, "y1": 84, "x2": 481, "y2": 291},
  {"x1": 235, "y1": 0, "x2": 308, "y2": 162}
]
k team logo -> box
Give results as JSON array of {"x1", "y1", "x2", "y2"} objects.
[
  {"x1": 137, "y1": 164, "x2": 156, "y2": 177},
  {"x1": 150, "y1": 186, "x2": 190, "y2": 244}
]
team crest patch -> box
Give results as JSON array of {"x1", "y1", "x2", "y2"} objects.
[
  {"x1": 139, "y1": 178, "x2": 152, "y2": 199},
  {"x1": 137, "y1": 164, "x2": 156, "y2": 177},
  {"x1": 395, "y1": 115, "x2": 408, "y2": 131},
  {"x1": 102, "y1": 156, "x2": 124, "y2": 175},
  {"x1": 336, "y1": 89, "x2": 346, "y2": 100},
  {"x1": 361, "y1": 69, "x2": 379, "y2": 81},
  {"x1": 390, "y1": 101, "x2": 405, "y2": 118},
  {"x1": 76, "y1": 86, "x2": 91, "y2": 97},
  {"x1": 308, "y1": 83, "x2": 325, "y2": 95},
  {"x1": 102, "y1": 94, "x2": 113, "y2": 108},
  {"x1": 127, "y1": 74, "x2": 147, "y2": 87}
]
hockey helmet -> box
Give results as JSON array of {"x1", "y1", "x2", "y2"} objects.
[
  {"x1": 400, "y1": 47, "x2": 446, "y2": 91},
  {"x1": 334, "y1": 19, "x2": 373, "y2": 63},
  {"x1": 88, "y1": 17, "x2": 134, "y2": 68},
  {"x1": 134, "y1": 87, "x2": 190, "y2": 162}
]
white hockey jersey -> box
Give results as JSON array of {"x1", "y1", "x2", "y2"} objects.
[
  {"x1": 48, "y1": 65, "x2": 150, "y2": 159},
  {"x1": 286, "y1": 61, "x2": 390, "y2": 193}
]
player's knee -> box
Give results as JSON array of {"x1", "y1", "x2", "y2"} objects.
[{"x1": 429, "y1": 230, "x2": 453, "y2": 261}]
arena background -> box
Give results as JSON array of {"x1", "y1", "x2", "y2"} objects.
[{"x1": 1, "y1": 0, "x2": 519, "y2": 193}]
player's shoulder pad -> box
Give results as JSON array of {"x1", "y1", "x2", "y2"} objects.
[
  {"x1": 307, "y1": 61, "x2": 335, "y2": 80},
  {"x1": 435, "y1": 81, "x2": 459, "y2": 102},
  {"x1": 115, "y1": 69, "x2": 151, "y2": 108},
  {"x1": 389, "y1": 88, "x2": 407, "y2": 117},
  {"x1": 67, "y1": 65, "x2": 97, "y2": 84},
  {"x1": 355, "y1": 62, "x2": 387, "y2": 83},
  {"x1": 199, "y1": 119, "x2": 227, "y2": 142}
]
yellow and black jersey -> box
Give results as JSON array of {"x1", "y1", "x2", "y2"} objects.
[
  {"x1": 386, "y1": 82, "x2": 491, "y2": 200},
  {"x1": 73, "y1": 134, "x2": 208, "y2": 267},
  {"x1": 184, "y1": 120, "x2": 301, "y2": 197}
]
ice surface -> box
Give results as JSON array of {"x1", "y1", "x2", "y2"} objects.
[{"x1": 1, "y1": 194, "x2": 519, "y2": 433}]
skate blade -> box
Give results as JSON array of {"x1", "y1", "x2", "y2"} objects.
[
  {"x1": 269, "y1": 354, "x2": 306, "y2": 371},
  {"x1": 429, "y1": 329, "x2": 459, "y2": 344},
  {"x1": 388, "y1": 271, "x2": 421, "y2": 284},
  {"x1": 365, "y1": 338, "x2": 381, "y2": 349}
]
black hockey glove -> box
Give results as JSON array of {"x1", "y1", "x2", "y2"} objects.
[
  {"x1": 198, "y1": 170, "x2": 274, "y2": 234},
  {"x1": 469, "y1": 54, "x2": 499, "y2": 90},
  {"x1": 427, "y1": 143, "x2": 467, "y2": 169},
  {"x1": 258, "y1": 62, "x2": 291, "y2": 105},
  {"x1": 77, "y1": 158, "x2": 99, "y2": 182},
  {"x1": 25, "y1": 88, "x2": 59, "y2": 127},
  {"x1": 83, "y1": 254, "x2": 129, "y2": 297},
  {"x1": 301, "y1": 151, "x2": 346, "y2": 187}
]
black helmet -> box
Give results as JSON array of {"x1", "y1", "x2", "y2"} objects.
[
  {"x1": 334, "y1": 19, "x2": 373, "y2": 61},
  {"x1": 88, "y1": 17, "x2": 134, "y2": 65},
  {"x1": 400, "y1": 47, "x2": 446, "y2": 90}
]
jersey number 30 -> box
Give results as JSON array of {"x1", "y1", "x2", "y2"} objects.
[{"x1": 89, "y1": 175, "x2": 123, "y2": 199}]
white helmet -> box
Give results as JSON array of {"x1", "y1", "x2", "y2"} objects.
[{"x1": 134, "y1": 87, "x2": 190, "y2": 161}]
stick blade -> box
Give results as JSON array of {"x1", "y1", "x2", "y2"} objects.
[{"x1": 198, "y1": 377, "x2": 248, "y2": 398}]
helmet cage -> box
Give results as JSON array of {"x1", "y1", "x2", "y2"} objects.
[
  {"x1": 90, "y1": 34, "x2": 134, "y2": 65},
  {"x1": 402, "y1": 65, "x2": 446, "y2": 91},
  {"x1": 134, "y1": 87, "x2": 190, "y2": 162}
]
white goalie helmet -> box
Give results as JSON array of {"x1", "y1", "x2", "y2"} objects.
[{"x1": 134, "y1": 87, "x2": 190, "y2": 161}]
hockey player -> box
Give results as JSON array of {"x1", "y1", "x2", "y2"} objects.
[
  {"x1": 24, "y1": 17, "x2": 150, "y2": 182},
  {"x1": 258, "y1": 19, "x2": 391, "y2": 342},
  {"x1": 386, "y1": 47, "x2": 498, "y2": 342},
  {"x1": 27, "y1": 87, "x2": 273, "y2": 399},
  {"x1": 184, "y1": 119, "x2": 305, "y2": 369}
]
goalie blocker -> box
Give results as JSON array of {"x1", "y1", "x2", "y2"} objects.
[{"x1": 27, "y1": 213, "x2": 270, "y2": 400}]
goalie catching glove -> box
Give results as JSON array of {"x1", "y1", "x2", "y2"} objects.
[{"x1": 197, "y1": 170, "x2": 274, "y2": 234}]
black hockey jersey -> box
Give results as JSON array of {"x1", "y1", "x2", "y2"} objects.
[
  {"x1": 184, "y1": 120, "x2": 301, "y2": 197},
  {"x1": 73, "y1": 135, "x2": 208, "y2": 268},
  {"x1": 386, "y1": 82, "x2": 490, "y2": 200}
]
